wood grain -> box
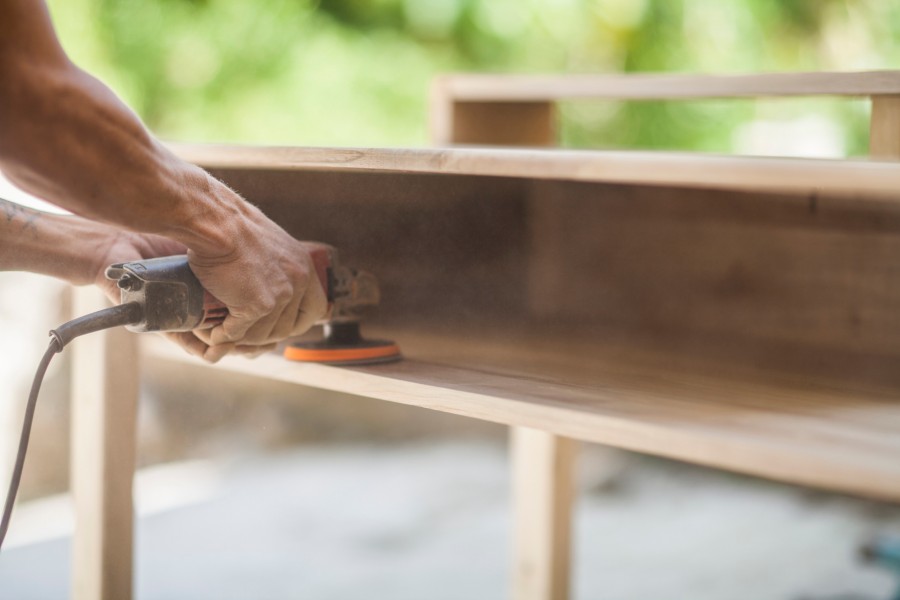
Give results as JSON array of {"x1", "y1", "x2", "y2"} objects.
[
  {"x1": 433, "y1": 70, "x2": 900, "y2": 101},
  {"x1": 166, "y1": 150, "x2": 900, "y2": 501},
  {"x1": 512, "y1": 428, "x2": 577, "y2": 600},
  {"x1": 430, "y1": 100, "x2": 556, "y2": 147},
  {"x1": 170, "y1": 144, "x2": 900, "y2": 199},
  {"x1": 144, "y1": 331, "x2": 900, "y2": 502},
  {"x1": 870, "y1": 95, "x2": 900, "y2": 159},
  {"x1": 192, "y1": 167, "x2": 900, "y2": 389},
  {"x1": 71, "y1": 288, "x2": 138, "y2": 600}
]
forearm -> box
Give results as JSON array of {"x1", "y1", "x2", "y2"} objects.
[
  {"x1": 0, "y1": 0, "x2": 326, "y2": 351},
  {"x1": 0, "y1": 0, "x2": 250, "y2": 259},
  {"x1": 0, "y1": 60, "x2": 249, "y2": 257},
  {"x1": 0, "y1": 197, "x2": 117, "y2": 286}
]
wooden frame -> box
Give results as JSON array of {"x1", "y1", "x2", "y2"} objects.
[
  {"x1": 431, "y1": 70, "x2": 900, "y2": 159},
  {"x1": 69, "y1": 71, "x2": 900, "y2": 600}
]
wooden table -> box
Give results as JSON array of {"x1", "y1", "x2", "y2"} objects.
[{"x1": 70, "y1": 71, "x2": 900, "y2": 600}]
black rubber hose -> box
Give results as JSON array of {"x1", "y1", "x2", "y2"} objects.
[{"x1": 0, "y1": 302, "x2": 143, "y2": 552}]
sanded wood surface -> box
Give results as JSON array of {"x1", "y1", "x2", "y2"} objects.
[
  {"x1": 144, "y1": 327, "x2": 900, "y2": 502},
  {"x1": 432, "y1": 70, "x2": 900, "y2": 102},
  {"x1": 170, "y1": 144, "x2": 900, "y2": 198}
]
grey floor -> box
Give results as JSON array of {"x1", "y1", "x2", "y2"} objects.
[{"x1": 0, "y1": 442, "x2": 898, "y2": 600}]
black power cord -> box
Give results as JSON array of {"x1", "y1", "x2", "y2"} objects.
[{"x1": 0, "y1": 301, "x2": 142, "y2": 552}]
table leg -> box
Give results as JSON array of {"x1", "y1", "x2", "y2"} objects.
[
  {"x1": 70, "y1": 288, "x2": 139, "y2": 600},
  {"x1": 511, "y1": 427, "x2": 578, "y2": 600}
]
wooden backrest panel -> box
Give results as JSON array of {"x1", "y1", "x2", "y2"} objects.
[
  {"x1": 211, "y1": 165, "x2": 900, "y2": 388},
  {"x1": 208, "y1": 168, "x2": 532, "y2": 322},
  {"x1": 527, "y1": 180, "x2": 900, "y2": 351},
  {"x1": 431, "y1": 71, "x2": 900, "y2": 158}
]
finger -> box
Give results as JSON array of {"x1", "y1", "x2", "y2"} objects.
[
  {"x1": 243, "y1": 286, "x2": 304, "y2": 344},
  {"x1": 192, "y1": 328, "x2": 213, "y2": 345},
  {"x1": 237, "y1": 307, "x2": 284, "y2": 346},
  {"x1": 209, "y1": 312, "x2": 256, "y2": 346},
  {"x1": 292, "y1": 274, "x2": 329, "y2": 336},
  {"x1": 234, "y1": 343, "x2": 277, "y2": 358},
  {"x1": 203, "y1": 342, "x2": 236, "y2": 363},
  {"x1": 163, "y1": 331, "x2": 209, "y2": 358}
]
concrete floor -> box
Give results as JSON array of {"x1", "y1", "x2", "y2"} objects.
[{"x1": 0, "y1": 442, "x2": 898, "y2": 600}]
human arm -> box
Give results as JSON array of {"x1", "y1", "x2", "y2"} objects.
[
  {"x1": 0, "y1": 0, "x2": 327, "y2": 352},
  {"x1": 0, "y1": 196, "x2": 274, "y2": 361}
]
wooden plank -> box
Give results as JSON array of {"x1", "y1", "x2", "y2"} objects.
[
  {"x1": 71, "y1": 288, "x2": 138, "y2": 600},
  {"x1": 430, "y1": 101, "x2": 556, "y2": 147},
  {"x1": 169, "y1": 144, "x2": 900, "y2": 199},
  {"x1": 520, "y1": 180, "x2": 900, "y2": 367},
  {"x1": 511, "y1": 428, "x2": 577, "y2": 600},
  {"x1": 434, "y1": 70, "x2": 900, "y2": 102},
  {"x1": 870, "y1": 95, "x2": 900, "y2": 159},
  {"x1": 143, "y1": 333, "x2": 900, "y2": 502}
]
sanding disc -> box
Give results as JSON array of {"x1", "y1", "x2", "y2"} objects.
[{"x1": 284, "y1": 321, "x2": 401, "y2": 366}]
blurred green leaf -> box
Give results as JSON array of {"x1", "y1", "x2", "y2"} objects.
[{"x1": 46, "y1": 0, "x2": 900, "y2": 154}]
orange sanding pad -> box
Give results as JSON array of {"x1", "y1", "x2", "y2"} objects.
[
  {"x1": 284, "y1": 340, "x2": 401, "y2": 366},
  {"x1": 284, "y1": 321, "x2": 401, "y2": 366}
]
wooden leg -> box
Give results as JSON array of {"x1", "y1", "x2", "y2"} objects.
[
  {"x1": 70, "y1": 288, "x2": 139, "y2": 600},
  {"x1": 511, "y1": 427, "x2": 577, "y2": 600},
  {"x1": 869, "y1": 95, "x2": 900, "y2": 159}
]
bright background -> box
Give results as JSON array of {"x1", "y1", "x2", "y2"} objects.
[
  {"x1": 46, "y1": 0, "x2": 900, "y2": 155},
  {"x1": 1, "y1": 1, "x2": 900, "y2": 598}
]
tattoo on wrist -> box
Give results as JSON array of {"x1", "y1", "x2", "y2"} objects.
[{"x1": 1, "y1": 199, "x2": 40, "y2": 232}]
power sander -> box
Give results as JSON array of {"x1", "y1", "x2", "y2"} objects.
[
  {"x1": 0, "y1": 244, "x2": 399, "y2": 552},
  {"x1": 105, "y1": 243, "x2": 400, "y2": 365}
]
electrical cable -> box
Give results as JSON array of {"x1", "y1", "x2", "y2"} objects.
[{"x1": 0, "y1": 302, "x2": 142, "y2": 553}]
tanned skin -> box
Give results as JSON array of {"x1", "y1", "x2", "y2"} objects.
[{"x1": 0, "y1": 0, "x2": 327, "y2": 361}]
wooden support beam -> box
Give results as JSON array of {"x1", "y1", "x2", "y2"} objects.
[
  {"x1": 430, "y1": 79, "x2": 556, "y2": 147},
  {"x1": 443, "y1": 101, "x2": 556, "y2": 147},
  {"x1": 870, "y1": 95, "x2": 900, "y2": 159},
  {"x1": 511, "y1": 428, "x2": 578, "y2": 600},
  {"x1": 70, "y1": 288, "x2": 139, "y2": 600}
]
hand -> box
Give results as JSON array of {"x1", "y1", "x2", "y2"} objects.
[
  {"x1": 184, "y1": 181, "x2": 329, "y2": 349},
  {"x1": 93, "y1": 229, "x2": 277, "y2": 362}
]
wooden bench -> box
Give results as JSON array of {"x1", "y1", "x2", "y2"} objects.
[{"x1": 70, "y1": 71, "x2": 900, "y2": 600}]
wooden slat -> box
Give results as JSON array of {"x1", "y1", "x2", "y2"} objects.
[
  {"x1": 512, "y1": 428, "x2": 577, "y2": 600},
  {"x1": 433, "y1": 70, "x2": 900, "y2": 102},
  {"x1": 143, "y1": 333, "x2": 900, "y2": 502},
  {"x1": 430, "y1": 101, "x2": 556, "y2": 147},
  {"x1": 71, "y1": 288, "x2": 138, "y2": 600},
  {"x1": 870, "y1": 95, "x2": 900, "y2": 159},
  {"x1": 170, "y1": 144, "x2": 900, "y2": 199}
]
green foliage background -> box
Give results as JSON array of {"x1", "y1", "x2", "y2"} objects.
[{"x1": 47, "y1": 0, "x2": 900, "y2": 155}]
